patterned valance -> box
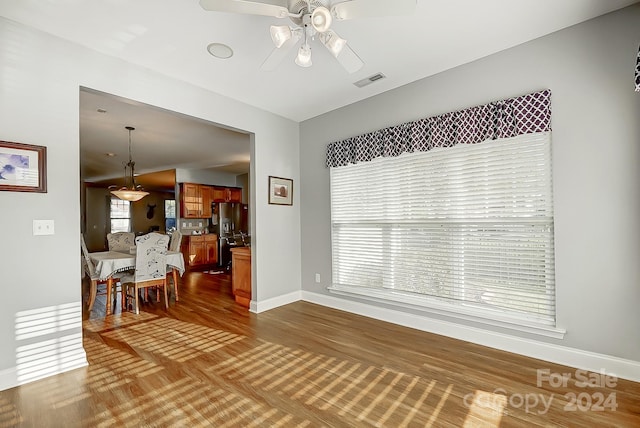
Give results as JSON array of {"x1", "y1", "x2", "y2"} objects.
[
  {"x1": 326, "y1": 89, "x2": 551, "y2": 168},
  {"x1": 636, "y1": 45, "x2": 640, "y2": 92}
]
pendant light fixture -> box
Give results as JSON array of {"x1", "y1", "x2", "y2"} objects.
[{"x1": 110, "y1": 126, "x2": 149, "y2": 202}]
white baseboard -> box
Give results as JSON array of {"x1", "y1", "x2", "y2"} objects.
[
  {"x1": 300, "y1": 290, "x2": 640, "y2": 383},
  {"x1": 0, "y1": 351, "x2": 88, "y2": 392},
  {"x1": 0, "y1": 367, "x2": 18, "y2": 391},
  {"x1": 252, "y1": 290, "x2": 302, "y2": 313}
]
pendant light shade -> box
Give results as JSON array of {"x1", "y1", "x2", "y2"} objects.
[
  {"x1": 110, "y1": 126, "x2": 149, "y2": 202},
  {"x1": 110, "y1": 187, "x2": 149, "y2": 202}
]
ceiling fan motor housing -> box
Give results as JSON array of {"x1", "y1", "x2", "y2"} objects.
[{"x1": 288, "y1": 0, "x2": 329, "y2": 26}]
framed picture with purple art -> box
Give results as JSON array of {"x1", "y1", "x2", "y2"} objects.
[
  {"x1": 268, "y1": 175, "x2": 293, "y2": 206},
  {"x1": 0, "y1": 141, "x2": 47, "y2": 193}
]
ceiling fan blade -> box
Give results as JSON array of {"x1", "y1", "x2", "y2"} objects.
[
  {"x1": 331, "y1": 0, "x2": 416, "y2": 20},
  {"x1": 260, "y1": 31, "x2": 301, "y2": 71},
  {"x1": 334, "y1": 43, "x2": 364, "y2": 74},
  {"x1": 199, "y1": 0, "x2": 290, "y2": 18},
  {"x1": 319, "y1": 30, "x2": 364, "y2": 74}
]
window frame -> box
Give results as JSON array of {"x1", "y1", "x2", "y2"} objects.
[{"x1": 109, "y1": 197, "x2": 131, "y2": 233}]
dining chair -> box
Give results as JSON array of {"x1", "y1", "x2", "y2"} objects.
[
  {"x1": 169, "y1": 230, "x2": 183, "y2": 252},
  {"x1": 81, "y1": 234, "x2": 119, "y2": 311},
  {"x1": 166, "y1": 230, "x2": 182, "y2": 298},
  {"x1": 121, "y1": 232, "x2": 170, "y2": 314},
  {"x1": 107, "y1": 231, "x2": 135, "y2": 253}
]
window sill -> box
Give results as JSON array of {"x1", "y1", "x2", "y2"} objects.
[{"x1": 328, "y1": 284, "x2": 566, "y2": 340}]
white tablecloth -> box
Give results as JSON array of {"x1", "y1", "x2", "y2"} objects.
[{"x1": 89, "y1": 250, "x2": 185, "y2": 280}]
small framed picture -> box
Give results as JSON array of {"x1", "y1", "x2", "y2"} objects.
[
  {"x1": 0, "y1": 141, "x2": 47, "y2": 193},
  {"x1": 268, "y1": 176, "x2": 293, "y2": 206}
]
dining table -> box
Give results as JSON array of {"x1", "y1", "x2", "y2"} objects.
[{"x1": 89, "y1": 250, "x2": 185, "y2": 314}]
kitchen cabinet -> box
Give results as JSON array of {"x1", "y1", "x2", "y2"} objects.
[
  {"x1": 181, "y1": 183, "x2": 243, "y2": 218},
  {"x1": 181, "y1": 234, "x2": 218, "y2": 267},
  {"x1": 212, "y1": 186, "x2": 242, "y2": 203},
  {"x1": 181, "y1": 183, "x2": 203, "y2": 218},
  {"x1": 212, "y1": 187, "x2": 226, "y2": 202},
  {"x1": 228, "y1": 188, "x2": 242, "y2": 203},
  {"x1": 231, "y1": 246, "x2": 251, "y2": 308}
]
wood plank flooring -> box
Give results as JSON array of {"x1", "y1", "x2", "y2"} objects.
[{"x1": 1, "y1": 270, "x2": 639, "y2": 427}]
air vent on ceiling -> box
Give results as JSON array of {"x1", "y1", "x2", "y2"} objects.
[{"x1": 353, "y1": 73, "x2": 386, "y2": 88}]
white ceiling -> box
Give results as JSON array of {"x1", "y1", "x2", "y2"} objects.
[{"x1": 2, "y1": 0, "x2": 637, "y2": 186}]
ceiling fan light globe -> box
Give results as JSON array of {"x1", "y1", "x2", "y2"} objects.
[
  {"x1": 270, "y1": 25, "x2": 292, "y2": 48},
  {"x1": 295, "y1": 44, "x2": 312, "y2": 67},
  {"x1": 311, "y1": 7, "x2": 332, "y2": 32}
]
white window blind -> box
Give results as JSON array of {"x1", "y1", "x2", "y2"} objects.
[{"x1": 329, "y1": 132, "x2": 556, "y2": 327}]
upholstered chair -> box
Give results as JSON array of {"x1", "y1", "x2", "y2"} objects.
[
  {"x1": 166, "y1": 230, "x2": 184, "y2": 300},
  {"x1": 107, "y1": 231, "x2": 135, "y2": 253},
  {"x1": 120, "y1": 232, "x2": 170, "y2": 314},
  {"x1": 169, "y1": 230, "x2": 183, "y2": 252}
]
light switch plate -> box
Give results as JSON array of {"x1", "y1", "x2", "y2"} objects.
[{"x1": 33, "y1": 219, "x2": 55, "y2": 236}]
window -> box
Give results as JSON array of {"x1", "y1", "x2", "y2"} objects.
[
  {"x1": 165, "y1": 199, "x2": 176, "y2": 231},
  {"x1": 110, "y1": 197, "x2": 131, "y2": 233},
  {"x1": 329, "y1": 132, "x2": 556, "y2": 329}
]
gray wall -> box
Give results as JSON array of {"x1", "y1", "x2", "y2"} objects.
[
  {"x1": 300, "y1": 5, "x2": 640, "y2": 362},
  {"x1": 0, "y1": 16, "x2": 301, "y2": 389},
  {"x1": 175, "y1": 168, "x2": 240, "y2": 187}
]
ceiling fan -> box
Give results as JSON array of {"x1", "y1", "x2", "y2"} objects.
[{"x1": 199, "y1": 0, "x2": 416, "y2": 73}]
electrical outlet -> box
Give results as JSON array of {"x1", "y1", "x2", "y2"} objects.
[
  {"x1": 315, "y1": 273, "x2": 321, "y2": 283},
  {"x1": 33, "y1": 219, "x2": 55, "y2": 236}
]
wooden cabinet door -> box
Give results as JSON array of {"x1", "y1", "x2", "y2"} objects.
[
  {"x1": 181, "y1": 183, "x2": 202, "y2": 218},
  {"x1": 188, "y1": 236, "x2": 205, "y2": 266},
  {"x1": 212, "y1": 187, "x2": 226, "y2": 202},
  {"x1": 201, "y1": 186, "x2": 213, "y2": 218},
  {"x1": 212, "y1": 186, "x2": 242, "y2": 202},
  {"x1": 205, "y1": 238, "x2": 218, "y2": 264},
  {"x1": 228, "y1": 188, "x2": 242, "y2": 203}
]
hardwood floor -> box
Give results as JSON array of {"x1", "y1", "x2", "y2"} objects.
[{"x1": 1, "y1": 270, "x2": 639, "y2": 427}]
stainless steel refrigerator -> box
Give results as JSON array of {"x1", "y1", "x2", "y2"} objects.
[{"x1": 210, "y1": 202, "x2": 248, "y2": 268}]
